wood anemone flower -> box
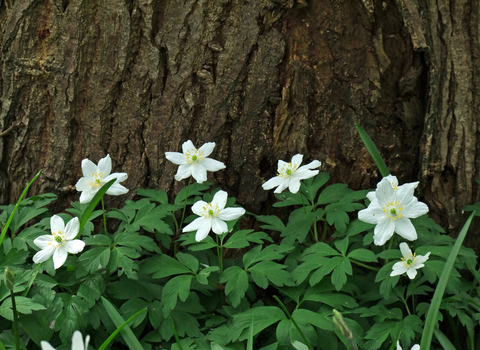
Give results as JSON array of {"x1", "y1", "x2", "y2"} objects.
[
  {"x1": 390, "y1": 242, "x2": 430, "y2": 280},
  {"x1": 358, "y1": 176, "x2": 429, "y2": 246},
  {"x1": 41, "y1": 330, "x2": 90, "y2": 350},
  {"x1": 75, "y1": 154, "x2": 128, "y2": 204},
  {"x1": 33, "y1": 215, "x2": 85, "y2": 269},
  {"x1": 165, "y1": 140, "x2": 226, "y2": 184},
  {"x1": 262, "y1": 154, "x2": 321, "y2": 194}
]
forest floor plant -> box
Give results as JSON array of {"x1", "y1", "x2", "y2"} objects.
[{"x1": 0, "y1": 130, "x2": 478, "y2": 350}]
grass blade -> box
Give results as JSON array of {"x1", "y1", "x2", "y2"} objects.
[
  {"x1": 433, "y1": 328, "x2": 457, "y2": 350},
  {"x1": 0, "y1": 170, "x2": 42, "y2": 247},
  {"x1": 420, "y1": 212, "x2": 475, "y2": 350},
  {"x1": 355, "y1": 124, "x2": 390, "y2": 177},
  {"x1": 101, "y1": 296, "x2": 144, "y2": 350}
]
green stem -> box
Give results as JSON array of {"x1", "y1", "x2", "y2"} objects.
[
  {"x1": 10, "y1": 290, "x2": 20, "y2": 350},
  {"x1": 385, "y1": 236, "x2": 394, "y2": 264},
  {"x1": 401, "y1": 297, "x2": 411, "y2": 316},
  {"x1": 300, "y1": 194, "x2": 307, "y2": 214},
  {"x1": 98, "y1": 308, "x2": 147, "y2": 350},
  {"x1": 170, "y1": 317, "x2": 184, "y2": 350},
  {"x1": 0, "y1": 170, "x2": 42, "y2": 248},
  {"x1": 101, "y1": 197, "x2": 107, "y2": 234},
  {"x1": 273, "y1": 296, "x2": 313, "y2": 350},
  {"x1": 349, "y1": 258, "x2": 379, "y2": 271},
  {"x1": 22, "y1": 263, "x2": 42, "y2": 297},
  {"x1": 321, "y1": 220, "x2": 328, "y2": 242},
  {"x1": 179, "y1": 178, "x2": 192, "y2": 232},
  {"x1": 313, "y1": 220, "x2": 318, "y2": 242},
  {"x1": 216, "y1": 235, "x2": 224, "y2": 273}
]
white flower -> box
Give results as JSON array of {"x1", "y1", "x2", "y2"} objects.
[
  {"x1": 75, "y1": 154, "x2": 128, "y2": 204},
  {"x1": 165, "y1": 140, "x2": 226, "y2": 183},
  {"x1": 41, "y1": 330, "x2": 90, "y2": 350},
  {"x1": 183, "y1": 190, "x2": 246, "y2": 241},
  {"x1": 391, "y1": 243, "x2": 430, "y2": 279},
  {"x1": 262, "y1": 154, "x2": 321, "y2": 194},
  {"x1": 397, "y1": 340, "x2": 420, "y2": 350},
  {"x1": 33, "y1": 215, "x2": 85, "y2": 269},
  {"x1": 358, "y1": 175, "x2": 429, "y2": 246}
]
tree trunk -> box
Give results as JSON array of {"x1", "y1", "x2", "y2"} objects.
[{"x1": 0, "y1": 0, "x2": 476, "y2": 241}]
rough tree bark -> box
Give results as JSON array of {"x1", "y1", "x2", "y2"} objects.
[{"x1": 0, "y1": 0, "x2": 476, "y2": 241}]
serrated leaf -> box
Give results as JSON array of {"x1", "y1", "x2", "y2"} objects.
[
  {"x1": 161, "y1": 275, "x2": 193, "y2": 312},
  {"x1": 317, "y1": 184, "x2": 351, "y2": 205},
  {"x1": 248, "y1": 261, "x2": 295, "y2": 288},
  {"x1": 174, "y1": 182, "x2": 211, "y2": 205},
  {"x1": 114, "y1": 231, "x2": 160, "y2": 253},
  {"x1": 302, "y1": 172, "x2": 330, "y2": 202},
  {"x1": 243, "y1": 245, "x2": 293, "y2": 268},
  {"x1": 256, "y1": 215, "x2": 286, "y2": 232},
  {"x1": 136, "y1": 189, "x2": 169, "y2": 204},
  {"x1": 231, "y1": 306, "x2": 286, "y2": 341},
  {"x1": 348, "y1": 249, "x2": 378, "y2": 263},
  {"x1": 78, "y1": 247, "x2": 111, "y2": 274},
  {"x1": 141, "y1": 254, "x2": 191, "y2": 278},
  {"x1": 0, "y1": 296, "x2": 46, "y2": 320},
  {"x1": 223, "y1": 230, "x2": 273, "y2": 249}
]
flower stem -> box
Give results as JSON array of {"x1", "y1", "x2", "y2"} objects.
[
  {"x1": 273, "y1": 295, "x2": 313, "y2": 350},
  {"x1": 101, "y1": 197, "x2": 107, "y2": 234},
  {"x1": 349, "y1": 258, "x2": 379, "y2": 271},
  {"x1": 216, "y1": 235, "x2": 224, "y2": 273},
  {"x1": 321, "y1": 219, "x2": 328, "y2": 242},
  {"x1": 179, "y1": 178, "x2": 192, "y2": 232},
  {"x1": 10, "y1": 290, "x2": 20, "y2": 350}
]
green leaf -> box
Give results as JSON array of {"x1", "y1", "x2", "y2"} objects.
[
  {"x1": 348, "y1": 249, "x2": 378, "y2": 263},
  {"x1": 331, "y1": 257, "x2": 352, "y2": 291},
  {"x1": 317, "y1": 184, "x2": 351, "y2": 205},
  {"x1": 114, "y1": 231, "x2": 160, "y2": 253},
  {"x1": 281, "y1": 210, "x2": 318, "y2": 244},
  {"x1": 0, "y1": 296, "x2": 46, "y2": 320},
  {"x1": 231, "y1": 306, "x2": 286, "y2": 341},
  {"x1": 77, "y1": 275, "x2": 105, "y2": 308},
  {"x1": 136, "y1": 188, "x2": 169, "y2": 204},
  {"x1": 176, "y1": 252, "x2": 199, "y2": 273},
  {"x1": 292, "y1": 309, "x2": 333, "y2": 331},
  {"x1": 219, "y1": 266, "x2": 249, "y2": 308},
  {"x1": 302, "y1": 172, "x2": 330, "y2": 202},
  {"x1": 243, "y1": 245, "x2": 293, "y2": 268},
  {"x1": 141, "y1": 254, "x2": 192, "y2": 278},
  {"x1": 101, "y1": 296, "x2": 144, "y2": 350},
  {"x1": 223, "y1": 230, "x2": 273, "y2": 248},
  {"x1": 248, "y1": 261, "x2": 295, "y2": 288},
  {"x1": 78, "y1": 246, "x2": 111, "y2": 274},
  {"x1": 197, "y1": 266, "x2": 220, "y2": 285},
  {"x1": 55, "y1": 295, "x2": 89, "y2": 342},
  {"x1": 355, "y1": 123, "x2": 390, "y2": 177},
  {"x1": 174, "y1": 182, "x2": 211, "y2": 205},
  {"x1": 178, "y1": 232, "x2": 217, "y2": 251},
  {"x1": 256, "y1": 215, "x2": 286, "y2": 232},
  {"x1": 273, "y1": 191, "x2": 308, "y2": 207},
  {"x1": 421, "y1": 212, "x2": 475, "y2": 350},
  {"x1": 161, "y1": 275, "x2": 193, "y2": 313}
]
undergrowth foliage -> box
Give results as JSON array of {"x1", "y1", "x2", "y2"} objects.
[{"x1": 0, "y1": 135, "x2": 478, "y2": 350}]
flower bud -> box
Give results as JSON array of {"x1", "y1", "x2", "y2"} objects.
[{"x1": 4, "y1": 267, "x2": 14, "y2": 291}]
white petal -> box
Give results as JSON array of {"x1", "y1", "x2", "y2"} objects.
[
  {"x1": 201, "y1": 158, "x2": 226, "y2": 172},
  {"x1": 276, "y1": 160, "x2": 288, "y2": 173},
  {"x1": 390, "y1": 262, "x2": 408, "y2": 276},
  {"x1": 358, "y1": 202, "x2": 383, "y2": 224},
  {"x1": 71, "y1": 331, "x2": 85, "y2": 350},
  {"x1": 288, "y1": 178, "x2": 302, "y2": 193},
  {"x1": 212, "y1": 190, "x2": 228, "y2": 210},
  {"x1": 195, "y1": 224, "x2": 211, "y2": 242},
  {"x1": 191, "y1": 200, "x2": 208, "y2": 215},
  {"x1": 33, "y1": 247, "x2": 55, "y2": 264},
  {"x1": 406, "y1": 267, "x2": 418, "y2": 279},
  {"x1": 191, "y1": 164, "x2": 208, "y2": 183},
  {"x1": 290, "y1": 154, "x2": 304, "y2": 168},
  {"x1": 198, "y1": 142, "x2": 216, "y2": 158},
  {"x1": 293, "y1": 168, "x2": 318, "y2": 181},
  {"x1": 274, "y1": 179, "x2": 290, "y2": 193},
  {"x1": 165, "y1": 152, "x2": 188, "y2": 165},
  {"x1": 50, "y1": 215, "x2": 65, "y2": 233},
  {"x1": 81, "y1": 159, "x2": 97, "y2": 178},
  {"x1": 175, "y1": 164, "x2": 193, "y2": 181},
  {"x1": 302, "y1": 160, "x2": 321, "y2": 169},
  {"x1": 366, "y1": 191, "x2": 376, "y2": 202},
  {"x1": 396, "y1": 182, "x2": 419, "y2": 206},
  {"x1": 396, "y1": 341, "x2": 402, "y2": 350},
  {"x1": 402, "y1": 199, "x2": 429, "y2": 218},
  {"x1": 373, "y1": 218, "x2": 395, "y2": 246},
  {"x1": 182, "y1": 140, "x2": 196, "y2": 154},
  {"x1": 376, "y1": 177, "x2": 396, "y2": 204},
  {"x1": 34, "y1": 235, "x2": 54, "y2": 249},
  {"x1": 40, "y1": 341, "x2": 56, "y2": 350},
  {"x1": 414, "y1": 252, "x2": 430, "y2": 265},
  {"x1": 385, "y1": 175, "x2": 398, "y2": 188},
  {"x1": 65, "y1": 240, "x2": 86, "y2": 254},
  {"x1": 394, "y1": 217, "x2": 417, "y2": 241},
  {"x1": 217, "y1": 207, "x2": 245, "y2": 221},
  {"x1": 106, "y1": 183, "x2": 129, "y2": 196},
  {"x1": 53, "y1": 247, "x2": 69, "y2": 269},
  {"x1": 64, "y1": 217, "x2": 80, "y2": 240},
  {"x1": 211, "y1": 218, "x2": 228, "y2": 234},
  {"x1": 411, "y1": 345, "x2": 420, "y2": 350},
  {"x1": 105, "y1": 172, "x2": 128, "y2": 183},
  {"x1": 399, "y1": 242, "x2": 411, "y2": 257},
  {"x1": 183, "y1": 217, "x2": 208, "y2": 232},
  {"x1": 79, "y1": 189, "x2": 97, "y2": 204},
  {"x1": 98, "y1": 154, "x2": 112, "y2": 176},
  {"x1": 262, "y1": 176, "x2": 284, "y2": 190},
  {"x1": 75, "y1": 177, "x2": 91, "y2": 192}
]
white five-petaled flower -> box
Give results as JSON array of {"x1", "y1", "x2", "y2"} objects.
[
  {"x1": 262, "y1": 154, "x2": 321, "y2": 194},
  {"x1": 165, "y1": 140, "x2": 226, "y2": 184},
  {"x1": 391, "y1": 242, "x2": 430, "y2": 279},
  {"x1": 41, "y1": 330, "x2": 90, "y2": 350},
  {"x1": 183, "y1": 190, "x2": 246, "y2": 242},
  {"x1": 397, "y1": 340, "x2": 420, "y2": 350},
  {"x1": 75, "y1": 154, "x2": 128, "y2": 204},
  {"x1": 358, "y1": 175, "x2": 429, "y2": 246},
  {"x1": 33, "y1": 215, "x2": 85, "y2": 269}
]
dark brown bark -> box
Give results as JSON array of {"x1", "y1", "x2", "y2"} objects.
[{"x1": 0, "y1": 0, "x2": 476, "y2": 241}]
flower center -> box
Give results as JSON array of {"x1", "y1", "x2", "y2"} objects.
[
  {"x1": 51, "y1": 230, "x2": 66, "y2": 248},
  {"x1": 278, "y1": 162, "x2": 298, "y2": 178},
  {"x1": 90, "y1": 172, "x2": 105, "y2": 188},
  {"x1": 200, "y1": 202, "x2": 220, "y2": 218},
  {"x1": 383, "y1": 200, "x2": 403, "y2": 220},
  {"x1": 402, "y1": 252, "x2": 416, "y2": 267},
  {"x1": 185, "y1": 148, "x2": 205, "y2": 164},
  {"x1": 54, "y1": 235, "x2": 63, "y2": 243}
]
